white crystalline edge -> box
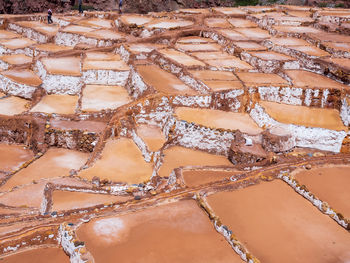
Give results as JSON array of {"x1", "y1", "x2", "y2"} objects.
[
  {"x1": 258, "y1": 86, "x2": 303, "y2": 105},
  {"x1": 115, "y1": 45, "x2": 131, "y2": 63},
  {"x1": 131, "y1": 129, "x2": 152, "y2": 162},
  {"x1": 340, "y1": 97, "x2": 349, "y2": 126},
  {"x1": 58, "y1": 224, "x2": 87, "y2": 263},
  {"x1": 55, "y1": 32, "x2": 114, "y2": 47},
  {"x1": 128, "y1": 66, "x2": 149, "y2": 99},
  {"x1": 8, "y1": 23, "x2": 48, "y2": 43},
  {"x1": 0, "y1": 60, "x2": 9, "y2": 70},
  {"x1": 250, "y1": 103, "x2": 346, "y2": 152},
  {"x1": 82, "y1": 70, "x2": 129, "y2": 86},
  {"x1": 280, "y1": 174, "x2": 349, "y2": 229},
  {"x1": 173, "y1": 120, "x2": 235, "y2": 155},
  {"x1": 43, "y1": 75, "x2": 83, "y2": 95},
  {"x1": 0, "y1": 74, "x2": 36, "y2": 99},
  {"x1": 172, "y1": 95, "x2": 211, "y2": 108}
]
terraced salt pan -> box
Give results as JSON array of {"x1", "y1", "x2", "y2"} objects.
[
  {"x1": 232, "y1": 41, "x2": 267, "y2": 51},
  {"x1": 289, "y1": 45, "x2": 330, "y2": 57},
  {"x1": 60, "y1": 25, "x2": 94, "y2": 34},
  {"x1": 81, "y1": 85, "x2": 131, "y2": 112},
  {"x1": 212, "y1": 7, "x2": 246, "y2": 16},
  {"x1": 309, "y1": 32, "x2": 350, "y2": 43},
  {"x1": 228, "y1": 18, "x2": 257, "y2": 28},
  {"x1": 0, "y1": 96, "x2": 29, "y2": 115},
  {"x1": 0, "y1": 38, "x2": 36, "y2": 50},
  {"x1": 78, "y1": 138, "x2": 153, "y2": 184},
  {"x1": 0, "y1": 69, "x2": 42, "y2": 98},
  {"x1": 126, "y1": 43, "x2": 166, "y2": 54},
  {"x1": 285, "y1": 70, "x2": 347, "y2": 89},
  {"x1": 320, "y1": 57, "x2": 350, "y2": 71},
  {"x1": 0, "y1": 54, "x2": 32, "y2": 66},
  {"x1": 236, "y1": 72, "x2": 288, "y2": 87},
  {"x1": 0, "y1": 144, "x2": 34, "y2": 173},
  {"x1": 323, "y1": 42, "x2": 350, "y2": 53},
  {"x1": 119, "y1": 15, "x2": 153, "y2": 26},
  {"x1": 51, "y1": 190, "x2": 131, "y2": 212},
  {"x1": 158, "y1": 49, "x2": 205, "y2": 67},
  {"x1": 206, "y1": 180, "x2": 350, "y2": 263},
  {"x1": 77, "y1": 200, "x2": 242, "y2": 263},
  {"x1": 235, "y1": 27, "x2": 271, "y2": 39},
  {"x1": 190, "y1": 52, "x2": 237, "y2": 61},
  {"x1": 0, "y1": 148, "x2": 88, "y2": 192},
  {"x1": 273, "y1": 26, "x2": 323, "y2": 35},
  {"x1": 1, "y1": 247, "x2": 69, "y2": 263},
  {"x1": 41, "y1": 56, "x2": 81, "y2": 76},
  {"x1": 204, "y1": 18, "x2": 232, "y2": 28},
  {"x1": 78, "y1": 18, "x2": 113, "y2": 28},
  {"x1": 203, "y1": 80, "x2": 243, "y2": 91},
  {"x1": 249, "y1": 51, "x2": 295, "y2": 61},
  {"x1": 218, "y1": 29, "x2": 250, "y2": 41},
  {"x1": 136, "y1": 124, "x2": 166, "y2": 152},
  {"x1": 158, "y1": 146, "x2": 233, "y2": 177},
  {"x1": 145, "y1": 19, "x2": 193, "y2": 29},
  {"x1": 175, "y1": 43, "x2": 221, "y2": 52},
  {"x1": 177, "y1": 36, "x2": 216, "y2": 44},
  {"x1": 267, "y1": 37, "x2": 310, "y2": 46},
  {"x1": 260, "y1": 101, "x2": 347, "y2": 131},
  {"x1": 182, "y1": 169, "x2": 242, "y2": 187},
  {"x1": 190, "y1": 70, "x2": 237, "y2": 81},
  {"x1": 136, "y1": 64, "x2": 197, "y2": 95},
  {"x1": 205, "y1": 56, "x2": 253, "y2": 70},
  {"x1": 50, "y1": 120, "x2": 106, "y2": 133},
  {"x1": 83, "y1": 59, "x2": 129, "y2": 71},
  {"x1": 34, "y1": 43, "x2": 73, "y2": 54},
  {"x1": 294, "y1": 165, "x2": 350, "y2": 218},
  {"x1": 30, "y1": 95, "x2": 78, "y2": 115},
  {"x1": 175, "y1": 107, "x2": 262, "y2": 135},
  {"x1": 84, "y1": 29, "x2": 125, "y2": 41},
  {"x1": 0, "y1": 30, "x2": 20, "y2": 39}
]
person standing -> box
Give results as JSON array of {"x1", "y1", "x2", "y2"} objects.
[
  {"x1": 119, "y1": 0, "x2": 123, "y2": 13},
  {"x1": 78, "y1": 0, "x2": 83, "y2": 14},
  {"x1": 48, "y1": 9, "x2": 53, "y2": 24}
]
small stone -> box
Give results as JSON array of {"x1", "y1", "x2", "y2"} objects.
[
  {"x1": 134, "y1": 195, "x2": 141, "y2": 200},
  {"x1": 305, "y1": 164, "x2": 312, "y2": 170}
]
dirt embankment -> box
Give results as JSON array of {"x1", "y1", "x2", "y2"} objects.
[{"x1": 0, "y1": 0, "x2": 236, "y2": 14}]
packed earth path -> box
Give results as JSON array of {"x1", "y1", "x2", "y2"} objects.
[{"x1": 0, "y1": 5, "x2": 349, "y2": 263}]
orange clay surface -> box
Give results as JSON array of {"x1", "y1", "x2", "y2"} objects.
[
  {"x1": 182, "y1": 169, "x2": 242, "y2": 187},
  {"x1": 0, "y1": 144, "x2": 34, "y2": 172},
  {"x1": 78, "y1": 138, "x2": 153, "y2": 184},
  {"x1": 175, "y1": 107, "x2": 263, "y2": 134},
  {"x1": 77, "y1": 200, "x2": 242, "y2": 263},
  {"x1": 158, "y1": 146, "x2": 233, "y2": 178},
  {"x1": 206, "y1": 180, "x2": 350, "y2": 263},
  {"x1": 0, "y1": 96, "x2": 29, "y2": 116},
  {"x1": 30, "y1": 95, "x2": 79, "y2": 115},
  {"x1": 260, "y1": 101, "x2": 347, "y2": 131},
  {"x1": 1, "y1": 247, "x2": 69, "y2": 262},
  {"x1": 136, "y1": 124, "x2": 166, "y2": 152},
  {"x1": 0, "y1": 148, "x2": 88, "y2": 191},
  {"x1": 294, "y1": 165, "x2": 350, "y2": 218}
]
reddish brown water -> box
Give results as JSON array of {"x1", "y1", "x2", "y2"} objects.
[
  {"x1": 182, "y1": 169, "x2": 241, "y2": 187},
  {"x1": 158, "y1": 146, "x2": 233, "y2": 178},
  {"x1": 82, "y1": 85, "x2": 131, "y2": 112},
  {"x1": 30, "y1": 95, "x2": 79, "y2": 115},
  {"x1": 136, "y1": 64, "x2": 197, "y2": 95},
  {"x1": 260, "y1": 101, "x2": 347, "y2": 131},
  {"x1": 0, "y1": 144, "x2": 34, "y2": 172},
  {"x1": 206, "y1": 180, "x2": 350, "y2": 263},
  {"x1": 1, "y1": 247, "x2": 69, "y2": 262},
  {"x1": 294, "y1": 165, "x2": 350, "y2": 218},
  {"x1": 136, "y1": 124, "x2": 166, "y2": 152},
  {"x1": 175, "y1": 107, "x2": 263, "y2": 134},
  {"x1": 285, "y1": 70, "x2": 347, "y2": 89},
  {"x1": 51, "y1": 191, "x2": 132, "y2": 211},
  {"x1": 158, "y1": 49, "x2": 205, "y2": 67},
  {"x1": 1, "y1": 148, "x2": 88, "y2": 192},
  {"x1": 0, "y1": 96, "x2": 29, "y2": 116},
  {"x1": 41, "y1": 56, "x2": 81, "y2": 76},
  {"x1": 236, "y1": 72, "x2": 288, "y2": 87},
  {"x1": 77, "y1": 200, "x2": 242, "y2": 263},
  {"x1": 1, "y1": 69, "x2": 42, "y2": 86},
  {"x1": 78, "y1": 138, "x2": 153, "y2": 184},
  {"x1": 0, "y1": 54, "x2": 32, "y2": 65}
]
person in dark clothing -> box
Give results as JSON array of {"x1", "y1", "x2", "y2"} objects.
[
  {"x1": 48, "y1": 9, "x2": 53, "y2": 24},
  {"x1": 119, "y1": 0, "x2": 123, "y2": 13},
  {"x1": 78, "y1": 0, "x2": 83, "y2": 13}
]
